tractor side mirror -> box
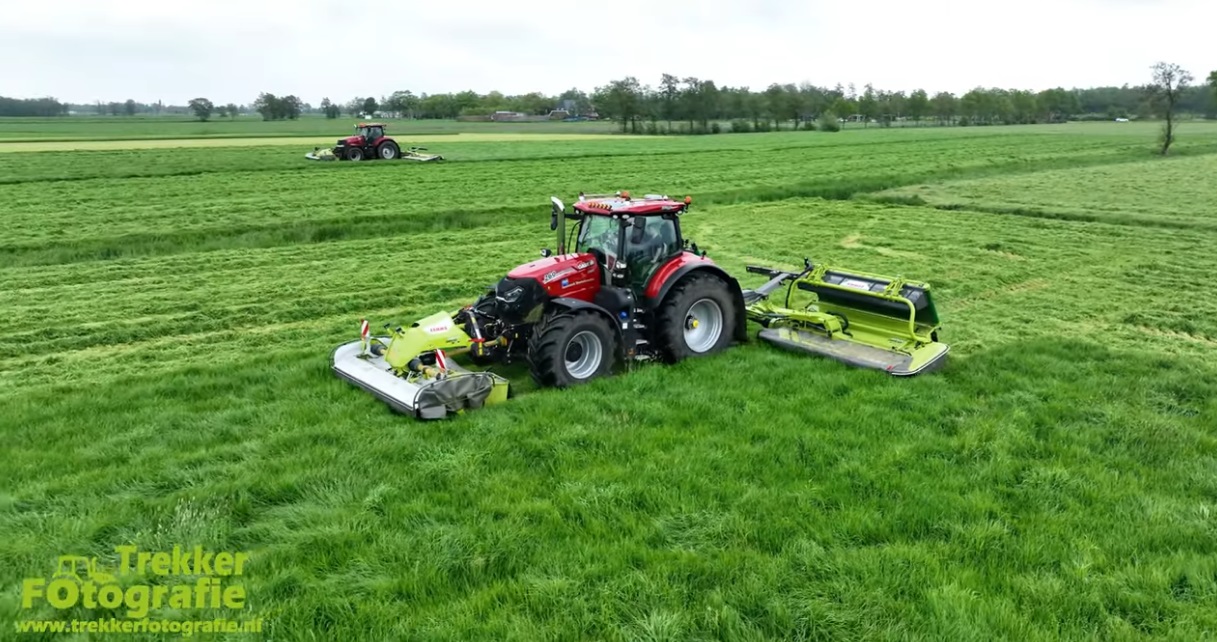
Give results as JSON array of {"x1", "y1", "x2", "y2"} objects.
[
  {"x1": 550, "y1": 196, "x2": 564, "y2": 231},
  {"x1": 630, "y1": 217, "x2": 646, "y2": 244}
]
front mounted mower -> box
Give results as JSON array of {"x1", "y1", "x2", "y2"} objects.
[{"x1": 332, "y1": 191, "x2": 949, "y2": 419}]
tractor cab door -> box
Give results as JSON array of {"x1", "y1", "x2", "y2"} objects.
[
  {"x1": 365, "y1": 126, "x2": 383, "y2": 145},
  {"x1": 574, "y1": 214, "x2": 620, "y2": 276},
  {"x1": 622, "y1": 215, "x2": 681, "y2": 295}
]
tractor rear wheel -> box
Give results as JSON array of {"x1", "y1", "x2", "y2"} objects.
[
  {"x1": 346, "y1": 147, "x2": 364, "y2": 161},
  {"x1": 528, "y1": 310, "x2": 617, "y2": 387},
  {"x1": 655, "y1": 272, "x2": 736, "y2": 363},
  {"x1": 378, "y1": 141, "x2": 399, "y2": 160}
]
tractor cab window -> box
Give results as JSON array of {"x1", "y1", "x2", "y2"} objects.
[
  {"x1": 576, "y1": 214, "x2": 620, "y2": 270},
  {"x1": 623, "y1": 216, "x2": 679, "y2": 290},
  {"x1": 576, "y1": 215, "x2": 618, "y2": 255},
  {"x1": 365, "y1": 126, "x2": 382, "y2": 140}
]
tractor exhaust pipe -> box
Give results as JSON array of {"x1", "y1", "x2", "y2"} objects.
[{"x1": 550, "y1": 196, "x2": 566, "y2": 255}]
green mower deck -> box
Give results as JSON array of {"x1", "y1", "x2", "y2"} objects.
[{"x1": 741, "y1": 259, "x2": 948, "y2": 376}]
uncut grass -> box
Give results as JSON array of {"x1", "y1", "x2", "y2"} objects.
[
  {"x1": 874, "y1": 153, "x2": 1217, "y2": 230},
  {"x1": 2, "y1": 133, "x2": 1201, "y2": 266},
  {"x1": 0, "y1": 115, "x2": 622, "y2": 141},
  {"x1": 5, "y1": 123, "x2": 1214, "y2": 185},
  {"x1": 3, "y1": 311, "x2": 1216, "y2": 639}
]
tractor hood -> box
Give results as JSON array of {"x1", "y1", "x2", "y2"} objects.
[
  {"x1": 507, "y1": 253, "x2": 597, "y2": 284},
  {"x1": 340, "y1": 135, "x2": 362, "y2": 145}
]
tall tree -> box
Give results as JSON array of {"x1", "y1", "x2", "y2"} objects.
[
  {"x1": 1147, "y1": 62, "x2": 1193, "y2": 155},
  {"x1": 857, "y1": 84, "x2": 878, "y2": 126},
  {"x1": 658, "y1": 73, "x2": 680, "y2": 128},
  {"x1": 931, "y1": 92, "x2": 957, "y2": 125},
  {"x1": 253, "y1": 93, "x2": 277, "y2": 120},
  {"x1": 188, "y1": 97, "x2": 213, "y2": 122},
  {"x1": 320, "y1": 97, "x2": 340, "y2": 119},
  {"x1": 906, "y1": 89, "x2": 929, "y2": 126}
]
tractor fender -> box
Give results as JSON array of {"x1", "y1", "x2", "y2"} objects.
[
  {"x1": 646, "y1": 264, "x2": 748, "y2": 343},
  {"x1": 544, "y1": 297, "x2": 627, "y2": 354}
]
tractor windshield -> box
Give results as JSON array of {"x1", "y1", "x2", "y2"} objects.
[{"x1": 576, "y1": 215, "x2": 618, "y2": 255}]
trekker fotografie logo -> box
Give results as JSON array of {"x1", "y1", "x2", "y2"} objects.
[{"x1": 16, "y1": 544, "x2": 262, "y2": 636}]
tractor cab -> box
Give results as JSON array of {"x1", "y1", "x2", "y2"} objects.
[
  {"x1": 560, "y1": 191, "x2": 692, "y2": 295},
  {"x1": 351, "y1": 122, "x2": 386, "y2": 143}
]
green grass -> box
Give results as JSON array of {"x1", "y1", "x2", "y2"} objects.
[
  {"x1": 872, "y1": 154, "x2": 1217, "y2": 230},
  {"x1": 0, "y1": 115, "x2": 621, "y2": 142},
  {"x1": 3, "y1": 123, "x2": 1217, "y2": 641}
]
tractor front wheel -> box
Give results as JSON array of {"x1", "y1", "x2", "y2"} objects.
[
  {"x1": 655, "y1": 272, "x2": 736, "y2": 363},
  {"x1": 346, "y1": 147, "x2": 364, "y2": 161},
  {"x1": 528, "y1": 310, "x2": 617, "y2": 387},
  {"x1": 378, "y1": 141, "x2": 399, "y2": 160}
]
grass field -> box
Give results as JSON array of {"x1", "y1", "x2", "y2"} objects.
[
  {"x1": 0, "y1": 115, "x2": 621, "y2": 142},
  {"x1": 3, "y1": 120, "x2": 1217, "y2": 641}
]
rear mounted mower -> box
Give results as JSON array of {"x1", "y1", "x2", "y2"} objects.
[
  {"x1": 332, "y1": 191, "x2": 948, "y2": 418},
  {"x1": 742, "y1": 260, "x2": 948, "y2": 375},
  {"x1": 305, "y1": 122, "x2": 443, "y2": 162}
]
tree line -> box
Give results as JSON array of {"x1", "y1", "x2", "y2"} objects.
[
  {"x1": 6, "y1": 66, "x2": 1215, "y2": 127},
  {"x1": 584, "y1": 71, "x2": 1217, "y2": 134}
]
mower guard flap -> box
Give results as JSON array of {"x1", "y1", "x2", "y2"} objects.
[
  {"x1": 758, "y1": 327, "x2": 948, "y2": 376},
  {"x1": 305, "y1": 147, "x2": 335, "y2": 161},
  {"x1": 332, "y1": 339, "x2": 507, "y2": 419}
]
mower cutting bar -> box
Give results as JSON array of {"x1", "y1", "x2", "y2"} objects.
[
  {"x1": 758, "y1": 326, "x2": 948, "y2": 375},
  {"x1": 332, "y1": 339, "x2": 430, "y2": 415},
  {"x1": 331, "y1": 339, "x2": 508, "y2": 419}
]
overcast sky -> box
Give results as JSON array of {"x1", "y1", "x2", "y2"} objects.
[{"x1": 2, "y1": 0, "x2": 1213, "y2": 105}]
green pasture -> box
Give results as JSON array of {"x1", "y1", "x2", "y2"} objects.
[
  {"x1": 0, "y1": 115, "x2": 620, "y2": 142},
  {"x1": 2, "y1": 122, "x2": 1216, "y2": 641}
]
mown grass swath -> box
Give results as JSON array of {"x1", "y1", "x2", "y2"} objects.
[{"x1": 2, "y1": 123, "x2": 1216, "y2": 640}]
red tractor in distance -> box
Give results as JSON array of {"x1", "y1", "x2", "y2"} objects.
[{"x1": 307, "y1": 122, "x2": 444, "y2": 162}]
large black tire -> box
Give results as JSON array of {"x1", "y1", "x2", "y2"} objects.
[
  {"x1": 378, "y1": 141, "x2": 399, "y2": 160},
  {"x1": 655, "y1": 272, "x2": 737, "y2": 363},
  {"x1": 528, "y1": 310, "x2": 617, "y2": 388},
  {"x1": 346, "y1": 147, "x2": 364, "y2": 161}
]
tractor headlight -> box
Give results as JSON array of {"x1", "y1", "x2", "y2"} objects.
[{"x1": 498, "y1": 287, "x2": 523, "y2": 303}]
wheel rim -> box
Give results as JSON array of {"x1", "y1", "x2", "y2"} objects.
[
  {"x1": 684, "y1": 299, "x2": 723, "y2": 352},
  {"x1": 564, "y1": 330, "x2": 603, "y2": 379},
  {"x1": 381, "y1": 146, "x2": 395, "y2": 159}
]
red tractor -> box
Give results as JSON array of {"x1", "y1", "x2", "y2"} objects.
[
  {"x1": 456, "y1": 191, "x2": 748, "y2": 386},
  {"x1": 334, "y1": 122, "x2": 397, "y2": 161},
  {"x1": 307, "y1": 122, "x2": 444, "y2": 162}
]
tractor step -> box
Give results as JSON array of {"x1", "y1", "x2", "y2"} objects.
[{"x1": 758, "y1": 327, "x2": 948, "y2": 376}]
